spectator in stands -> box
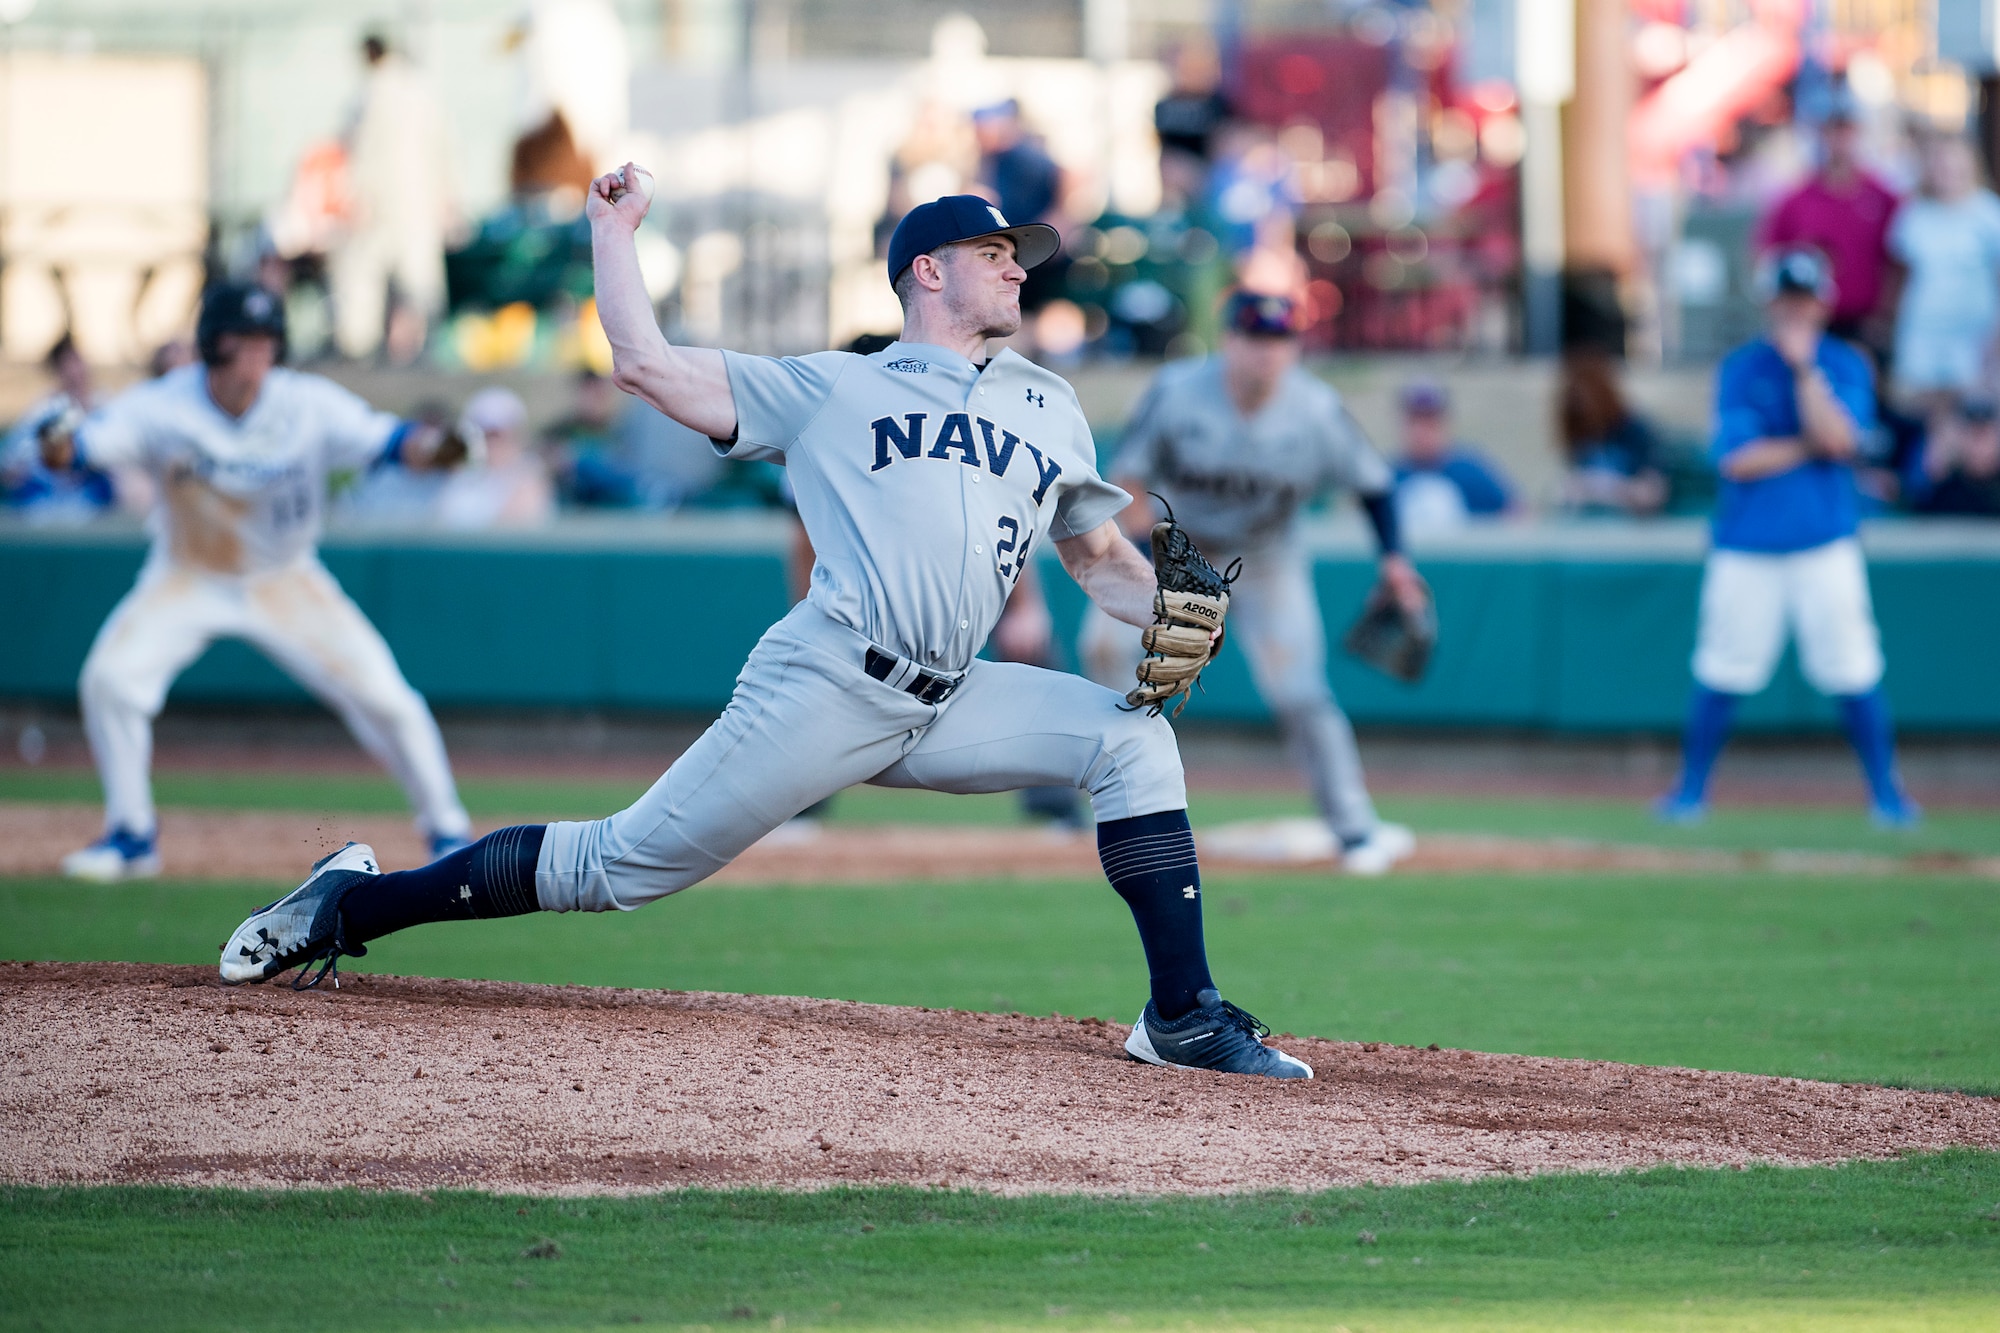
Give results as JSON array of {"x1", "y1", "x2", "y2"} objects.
[
  {"x1": 1154, "y1": 37, "x2": 1234, "y2": 209},
  {"x1": 1755, "y1": 100, "x2": 1899, "y2": 356},
  {"x1": 1390, "y1": 382, "x2": 1515, "y2": 535},
  {"x1": 1, "y1": 334, "x2": 117, "y2": 525},
  {"x1": 435, "y1": 387, "x2": 554, "y2": 529},
  {"x1": 542, "y1": 370, "x2": 638, "y2": 508},
  {"x1": 148, "y1": 340, "x2": 194, "y2": 379},
  {"x1": 332, "y1": 32, "x2": 453, "y2": 364},
  {"x1": 972, "y1": 99, "x2": 1071, "y2": 337},
  {"x1": 1888, "y1": 136, "x2": 2000, "y2": 417},
  {"x1": 1908, "y1": 394, "x2": 2000, "y2": 516},
  {"x1": 1557, "y1": 349, "x2": 1668, "y2": 517}
]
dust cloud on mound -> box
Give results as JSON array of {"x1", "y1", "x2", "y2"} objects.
[{"x1": 4, "y1": 962, "x2": 1995, "y2": 1197}]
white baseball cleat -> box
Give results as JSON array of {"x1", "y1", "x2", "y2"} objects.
[
  {"x1": 60, "y1": 830, "x2": 162, "y2": 883},
  {"x1": 219, "y1": 841, "x2": 380, "y2": 987},
  {"x1": 1341, "y1": 822, "x2": 1416, "y2": 876}
]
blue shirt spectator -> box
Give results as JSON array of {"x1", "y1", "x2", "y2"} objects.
[
  {"x1": 1, "y1": 335, "x2": 118, "y2": 525},
  {"x1": 1390, "y1": 381, "x2": 1514, "y2": 535},
  {"x1": 1710, "y1": 334, "x2": 1874, "y2": 552}
]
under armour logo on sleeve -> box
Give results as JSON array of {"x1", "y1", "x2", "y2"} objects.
[{"x1": 1026, "y1": 389, "x2": 1044, "y2": 407}]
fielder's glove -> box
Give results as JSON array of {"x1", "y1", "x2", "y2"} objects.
[
  {"x1": 1126, "y1": 502, "x2": 1235, "y2": 718},
  {"x1": 35, "y1": 404, "x2": 84, "y2": 470},
  {"x1": 1342, "y1": 579, "x2": 1437, "y2": 684},
  {"x1": 431, "y1": 422, "x2": 486, "y2": 470}
]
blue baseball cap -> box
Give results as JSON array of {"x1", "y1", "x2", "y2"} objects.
[
  {"x1": 1223, "y1": 289, "x2": 1299, "y2": 338},
  {"x1": 887, "y1": 194, "x2": 1061, "y2": 285},
  {"x1": 1757, "y1": 246, "x2": 1837, "y2": 304}
]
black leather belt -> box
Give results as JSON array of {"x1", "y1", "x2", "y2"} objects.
[{"x1": 864, "y1": 647, "x2": 962, "y2": 705}]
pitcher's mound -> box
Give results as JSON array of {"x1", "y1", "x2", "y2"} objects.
[{"x1": 4, "y1": 962, "x2": 1995, "y2": 1196}]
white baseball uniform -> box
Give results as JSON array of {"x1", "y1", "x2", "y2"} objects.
[
  {"x1": 73, "y1": 364, "x2": 470, "y2": 844},
  {"x1": 1083, "y1": 356, "x2": 1396, "y2": 841},
  {"x1": 534, "y1": 341, "x2": 1182, "y2": 913}
]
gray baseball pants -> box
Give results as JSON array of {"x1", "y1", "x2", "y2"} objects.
[
  {"x1": 536, "y1": 600, "x2": 1187, "y2": 912},
  {"x1": 1080, "y1": 543, "x2": 1379, "y2": 841}
]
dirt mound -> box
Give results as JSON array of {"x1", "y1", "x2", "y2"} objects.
[
  {"x1": 6, "y1": 803, "x2": 1995, "y2": 884},
  {"x1": 4, "y1": 961, "x2": 1994, "y2": 1197}
]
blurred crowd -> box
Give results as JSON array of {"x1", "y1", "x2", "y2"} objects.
[{"x1": 9, "y1": 27, "x2": 2000, "y2": 531}]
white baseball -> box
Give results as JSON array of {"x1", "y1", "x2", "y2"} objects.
[{"x1": 616, "y1": 164, "x2": 656, "y2": 206}]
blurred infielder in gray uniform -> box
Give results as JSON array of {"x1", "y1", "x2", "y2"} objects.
[
  {"x1": 219, "y1": 174, "x2": 1315, "y2": 1080},
  {"x1": 1084, "y1": 291, "x2": 1425, "y2": 875}
]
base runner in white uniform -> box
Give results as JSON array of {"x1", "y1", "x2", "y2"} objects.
[
  {"x1": 1083, "y1": 291, "x2": 1426, "y2": 875},
  {"x1": 219, "y1": 180, "x2": 1314, "y2": 1080},
  {"x1": 45, "y1": 284, "x2": 475, "y2": 881}
]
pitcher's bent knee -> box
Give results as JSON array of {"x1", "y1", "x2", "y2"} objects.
[{"x1": 1085, "y1": 706, "x2": 1187, "y2": 822}]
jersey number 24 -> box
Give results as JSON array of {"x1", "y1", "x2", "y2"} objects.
[{"x1": 995, "y1": 516, "x2": 1035, "y2": 580}]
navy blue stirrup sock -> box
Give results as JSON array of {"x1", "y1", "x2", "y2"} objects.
[
  {"x1": 1097, "y1": 810, "x2": 1214, "y2": 1022},
  {"x1": 338, "y1": 825, "x2": 546, "y2": 945}
]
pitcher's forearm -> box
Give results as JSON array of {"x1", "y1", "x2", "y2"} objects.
[
  {"x1": 1059, "y1": 523, "x2": 1160, "y2": 628},
  {"x1": 590, "y1": 220, "x2": 667, "y2": 375}
]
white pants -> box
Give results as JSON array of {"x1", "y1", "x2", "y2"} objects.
[
  {"x1": 1691, "y1": 537, "x2": 1885, "y2": 697},
  {"x1": 78, "y1": 558, "x2": 470, "y2": 842},
  {"x1": 329, "y1": 225, "x2": 445, "y2": 361},
  {"x1": 536, "y1": 600, "x2": 1186, "y2": 913},
  {"x1": 1079, "y1": 544, "x2": 1380, "y2": 841}
]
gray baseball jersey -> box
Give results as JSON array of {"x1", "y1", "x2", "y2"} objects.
[
  {"x1": 1112, "y1": 356, "x2": 1392, "y2": 555},
  {"x1": 720, "y1": 340, "x2": 1129, "y2": 672},
  {"x1": 536, "y1": 339, "x2": 1179, "y2": 913},
  {"x1": 78, "y1": 365, "x2": 402, "y2": 575}
]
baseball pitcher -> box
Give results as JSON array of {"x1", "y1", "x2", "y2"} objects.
[
  {"x1": 44, "y1": 283, "x2": 475, "y2": 881},
  {"x1": 1083, "y1": 290, "x2": 1425, "y2": 874},
  {"x1": 219, "y1": 175, "x2": 1313, "y2": 1080}
]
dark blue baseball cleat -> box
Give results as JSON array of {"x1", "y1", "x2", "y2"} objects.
[
  {"x1": 1125, "y1": 988, "x2": 1313, "y2": 1079},
  {"x1": 219, "y1": 841, "x2": 378, "y2": 988}
]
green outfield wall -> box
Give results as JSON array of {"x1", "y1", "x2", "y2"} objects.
[{"x1": 4, "y1": 518, "x2": 1996, "y2": 732}]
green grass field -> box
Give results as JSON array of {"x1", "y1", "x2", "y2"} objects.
[
  {"x1": 6, "y1": 1155, "x2": 2000, "y2": 1331},
  {"x1": 5, "y1": 764, "x2": 1997, "y2": 857},
  {"x1": 5, "y1": 771, "x2": 1998, "y2": 1329}
]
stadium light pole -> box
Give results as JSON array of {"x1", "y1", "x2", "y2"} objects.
[{"x1": 1515, "y1": 0, "x2": 1573, "y2": 355}]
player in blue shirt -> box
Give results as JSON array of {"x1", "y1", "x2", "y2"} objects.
[{"x1": 1659, "y1": 248, "x2": 1917, "y2": 825}]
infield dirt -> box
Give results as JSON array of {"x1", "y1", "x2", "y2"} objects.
[
  {"x1": 5, "y1": 803, "x2": 1995, "y2": 882},
  {"x1": 5, "y1": 962, "x2": 1996, "y2": 1197}
]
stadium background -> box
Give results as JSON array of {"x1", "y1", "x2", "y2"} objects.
[{"x1": 5, "y1": 2, "x2": 2000, "y2": 1329}]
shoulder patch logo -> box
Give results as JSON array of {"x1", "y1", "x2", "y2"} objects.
[
  {"x1": 1025, "y1": 388, "x2": 1044, "y2": 407},
  {"x1": 884, "y1": 358, "x2": 929, "y2": 374}
]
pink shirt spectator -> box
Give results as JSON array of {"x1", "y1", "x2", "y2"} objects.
[{"x1": 1757, "y1": 173, "x2": 1899, "y2": 325}]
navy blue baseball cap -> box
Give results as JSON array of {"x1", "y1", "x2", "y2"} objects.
[
  {"x1": 887, "y1": 194, "x2": 1061, "y2": 285},
  {"x1": 1757, "y1": 247, "x2": 1837, "y2": 304},
  {"x1": 1223, "y1": 289, "x2": 1299, "y2": 338}
]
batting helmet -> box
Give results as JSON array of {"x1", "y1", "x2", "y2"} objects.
[{"x1": 196, "y1": 283, "x2": 287, "y2": 367}]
